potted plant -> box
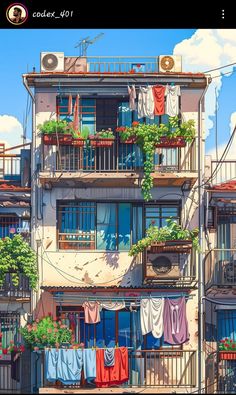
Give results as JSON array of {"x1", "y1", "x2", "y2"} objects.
[
  {"x1": 20, "y1": 316, "x2": 72, "y2": 350},
  {"x1": 39, "y1": 120, "x2": 87, "y2": 147},
  {"x1": 219, "y1": 339, "x2": 236, "y2": 360},
  {"x1": 118, "y1": 118, "x2": 196, "y2": 201},
  {"x1": 0, "y1": 235, "x2": 38, "y2": 290},
  {"x1": 89, "y1": 128, "x2": 115, "y2": 147},
  {"x1": 129, "y1": 218, "x2": 199, "y2": 257},
  {"x1": 116, "y1": 126, "x2": 137, "y2": 144}
]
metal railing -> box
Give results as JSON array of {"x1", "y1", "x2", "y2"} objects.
[
  {"x1": 206, "y1": 350, "x2": 236, "y2": 394},
  {"x1": 43, "y1": 138, "x2": 197, "y2": 174},
  {"x1": 0, "y1": 154, "x2": 21, "y2": 182},
  {"x1": 38, "y1": 349, "x2": 196, "y2": 390},
  {"x1": 86, "y1": 56, "x2": 159, "y2": 73},
  {"x1": 205, "y1": 249, "x2": 236, "y2": 289},
  {"x1": 211, "y1": 160, "x2": 236, "y2": 186},
  {"x1": 0, "y1": 273, "x2": 31, "y2": 299}
]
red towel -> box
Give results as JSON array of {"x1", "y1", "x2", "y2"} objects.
[
  {"x1": 152, "y1": 85, "x2": 165, "y2": 115},
  {"x1": 95, "y1": 347, "x2": 129, "y2": 388},
  {"x1": 73, "y1": 94, "x2": 80, "y2": 131}
]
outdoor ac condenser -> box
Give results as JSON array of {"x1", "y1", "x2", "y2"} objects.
[
  {"x1": 159, "y1": 55, "x2": 182, "y2": 72},
  {"x1": 145, "y1": 251, "x2": 180, "y2": 279},
  {"x1": 40, "y1": 52, "x2": 64, "y2": 72}
]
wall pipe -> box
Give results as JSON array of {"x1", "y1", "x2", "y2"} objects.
[{"x1": 198, "y1": 77, "x2": 210, "y2": 394}]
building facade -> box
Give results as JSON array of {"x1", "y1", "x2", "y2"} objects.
[
  {"x1": 24, "y1": 54, "x2": 209, "y2": 393},
  {"x1": 204, "y1": 158, "x2": 236, "y2": 394},
  {"x1": 0, "y1": 144, "x2": 31, "y2": 393}
]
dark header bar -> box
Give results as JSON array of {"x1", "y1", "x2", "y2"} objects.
[{"x1": 0, "y1": 2, "x2": 235, "y2": 28}]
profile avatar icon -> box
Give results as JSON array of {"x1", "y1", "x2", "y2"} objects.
[{"x1": 6, "y1": 3, "x2": 28, "y2": 25}]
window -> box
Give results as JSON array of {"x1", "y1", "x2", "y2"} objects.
[
  {"x1": 57, "y1": 96, "x2": 96, "y2": 134},
  {"x1": 0, "y1": 216, "x2": 30, "y2": 239},
  {"x1": 145, "y1": 204, "x2": 179, "y2": 229},
  {"x1": 59, "y1": 308, "x2": 132, "y2": 348},
  {"x1": 58, "y1": 201, "x2": 134, "y2": 251},
  {"x1": 217, "y1": 209, "x2": 236, "y2": 249},
  {"x1": 117, "y1": 101, "x2": 169, "y2": 128},
  {"x1": 58, "y1": 201, "x2": 179, "y2": 250},
  {"x1": 0, "y1": 312, "x2": 21, "y2": 349},
  {"x1": 217, "y1": 310, "x2": 236, "y2": 341}
]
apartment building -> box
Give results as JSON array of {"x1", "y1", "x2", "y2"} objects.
[
  {"x1": 204, "y1": 158, "x2": 236, "y2": 393},
  {"x1": 24, "y1": 53, "x2": 209, "y2": 393},
  {"x1": 0, "y1": 144, "x2": 31, "y2": 393}
]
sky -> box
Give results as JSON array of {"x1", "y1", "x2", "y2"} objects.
[{"x1": 0, "y1": 28, "x2": 236, "y2": 156}]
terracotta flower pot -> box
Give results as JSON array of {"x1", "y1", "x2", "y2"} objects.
[
  {"x1": 155, "y1": 136, "x2": 187, "y2": 148},
  {"x1": 43, "y1": 133, "x2": 73, "y2": 146},
  {"x1": 89, "y1": 138, "x2": 115, "y2": 147},
  {"x1": 219, "y1": 351, "x2": 236, "y2": 360},
  {"x1": 121, "y1": 136, "x2": 137, "y2": 144}
]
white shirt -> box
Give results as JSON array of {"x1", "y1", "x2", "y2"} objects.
[
  {"x1": 138, "y1": 86, "x2": 154, "y2": 119},
  {"x1": 165, "y1": 84, "x2": 180, "y2": 117}
]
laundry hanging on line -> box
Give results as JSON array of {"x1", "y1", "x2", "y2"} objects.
[
  {"x1": 128, "y1": 85, "x2": 136, "y2": 111},
  {"x1": 140, "y1": 298, "x2": 164, "y2": 338}
]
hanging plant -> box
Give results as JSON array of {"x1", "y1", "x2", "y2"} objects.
[
  {"x1": 119, "y1": 117, "x2": 196, "y2": 201},
  {"x1": 129, "y1": 218, "x2": 199, "y2": 256},
  {"x1": 0, "y1": 235, "x2": 38, "y2": 290}
]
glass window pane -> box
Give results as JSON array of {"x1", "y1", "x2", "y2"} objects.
[
  {"x1": 104, "y1": 311, "x2": 116, "y2": 347},
  {"x1": 97, "y1": 203, "x2": 116, "y2": 250},
  {"x1": 118, "y1": 203, "x2": 131, "y2": 251},
  {"x1": 118, "y1": 102, "x2": 132, "y2": 127},
  {"x1": 118, "y1": 311, "x2": 131, "y2": 347},
  {"x1": 132, "y1": 206, "x2": 143, "y2": 244}
]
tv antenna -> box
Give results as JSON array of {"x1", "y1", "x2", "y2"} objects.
[{"x1": 75, "y1": 33, "x2": 104, "y2": 57}]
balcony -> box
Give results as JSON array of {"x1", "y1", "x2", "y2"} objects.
[
  {"x1": 0, "y1": 273, "x2": 31, "y2": 300},
  {"x1": 37, "y1": 349, "x2": 196, "y2": 392},
  {"x1": 211, "y1": 160, "x2": 236, "y2": 185},
  {"x1": 40, "y1": 138, "x2": 197, "y2": 188},
  {"x1": 205, "y1": 249, "x2": 236, "y2": 293},
  {"x1": 0, "y1": 154, "x2": 21, "y2": 183}
]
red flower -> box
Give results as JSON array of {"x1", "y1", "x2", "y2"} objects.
[
  {"x1": 2, "y1": 349, "x2": 8, "y2": 355},
  {"x1": 132, "y1": 121, "x2": 139, "y2": 126},
  {"x1": 34, "y1": 346, "x2": 39, "y2": 351},
  {"x1": 230, "y1": 339, "x2": 233, "y2": 342},
  {"x1": 116, "y1": 126, "x2": 126, "y2": 132},
  {"x1": 19, "y1": 345, "x2": 25, "y2": 352},
  {"x1": 48, "y1": 312, "x2": 52, "y2": 317},
  {"x1": 9, "y1": 340, "x2": 14, "y2": 344},
  {"x1": 225, "y1": 338, "x2": 229, "y2": 341},
  {"x1": 232, "y1": 344, "x2": 236, "y2": 348}
]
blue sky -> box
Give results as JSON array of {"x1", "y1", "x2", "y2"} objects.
[{"x1": 0, "y1": 28, "x2": 236, "y2": 155}]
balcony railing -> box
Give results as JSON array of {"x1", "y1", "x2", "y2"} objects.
[
  {"x1": 43, "y1": 138, "x2": 197, "y2": 174},
  {"x1": 206, "y1": 351, "x2": 236, "y2": 394},
  {"x1": 86, "y1": 56, "x2": 159, "y2": 73},
  {"x1": 0, "y1": 154, "x2": 21, "y2": 182},
  {"x1": 38, "y1": 349, "x2": 196, "y2": 390},
  {"x1": 0, "y1": 273, "x2": 31, "y2": 299},
  {"x1": 211, "y1": 160, "x2": 236, "y2": 186},
  {"x1": 205, "y1": 249, "x2": 236, "y2": 289}
]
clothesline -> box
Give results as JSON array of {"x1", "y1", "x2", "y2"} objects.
[{"x1": 53, "y1": 294, "x2": 194, "y2": 302}]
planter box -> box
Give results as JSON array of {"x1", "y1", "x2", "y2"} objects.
[
  {"x1": 155, "y1": 137, "x2": 187, "y2": 148},
  {"x1": 89, "y1": 138, "x2": 115, "y2": 147},
  {"x1": 43, "y1": 134, "x2": 86, "y2": 146},
  {"x1": 43, "y1": 134, "x2": 73, "y2": 146},
  {"x1": 148, "y1": 240, "x2": 192, "y2": 253},
  {"x1": 121, "y1": 136, "x2": 137, "y2": 144},
  {"x1": 219, "y1": 351, "x2": 236, "y2": 360}
]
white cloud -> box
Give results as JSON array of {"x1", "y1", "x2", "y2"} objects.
[
  {"x1": 0, "y1": 115, "x2": 24, "y2": 153},
  {"x1": 174, "y1": 29, "x2": 236, "y2": 137},
  {"x1": 230, "y1": 112, "x2": 236, "y2": 133}
]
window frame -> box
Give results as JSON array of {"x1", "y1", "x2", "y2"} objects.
[{"x1": 57, "y1": 200, "x2": 181, "y2": 251}]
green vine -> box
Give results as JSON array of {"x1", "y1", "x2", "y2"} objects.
[
  {"x1": 0, "y1": 235, "x2": 38, "y2": 290},
  {"x1": 119, "y1": 117, "x2": 196, "y2": 201},
  {"x1": 129, "y1": 218, "x2": 199, "y2": 256}
]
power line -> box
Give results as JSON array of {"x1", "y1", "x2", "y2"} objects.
[{"x1": 204, "y1": 61, "x2": 236, "y2": 73}]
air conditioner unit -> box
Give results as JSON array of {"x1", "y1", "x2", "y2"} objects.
[
  {"x1": 159, "y1": 55, "x2": 182, "y2": 73},
  {"x1": 41, "y1": 52, "x2": 64, "y2": 72},
  {"x1": 223, "y1": 261, "x2": 236, "y2": 284},
  {"x1": 145, "y1": 251, "x2": 180, "y2": 280}
]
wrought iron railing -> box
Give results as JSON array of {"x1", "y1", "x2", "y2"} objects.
[
  {"x1": 37, "y1": 349, "x2": 196, "y2": 390},
  {"x1": 43, "y1": 138, "x2": 197, "y2": 174},
  {"x1": 0, "y1": 273, "x2": 31, "y2": 299},
  {"x1": 205, "y1": 350, "x2": 236, "y2": 394},
  {"x1": 0, "y1": 154, "x2": 21, "y2": 182},
  {"x1": 205, "y1": 249, "x2": 236, "y2": 289}
]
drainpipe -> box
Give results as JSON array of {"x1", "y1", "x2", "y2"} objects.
[
  {"x1": 198, "y1": 78, "x2": 210, "y2": 394},
  {"x1": 23, "y1": 75, "x2": 36, "y2": 314}
]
